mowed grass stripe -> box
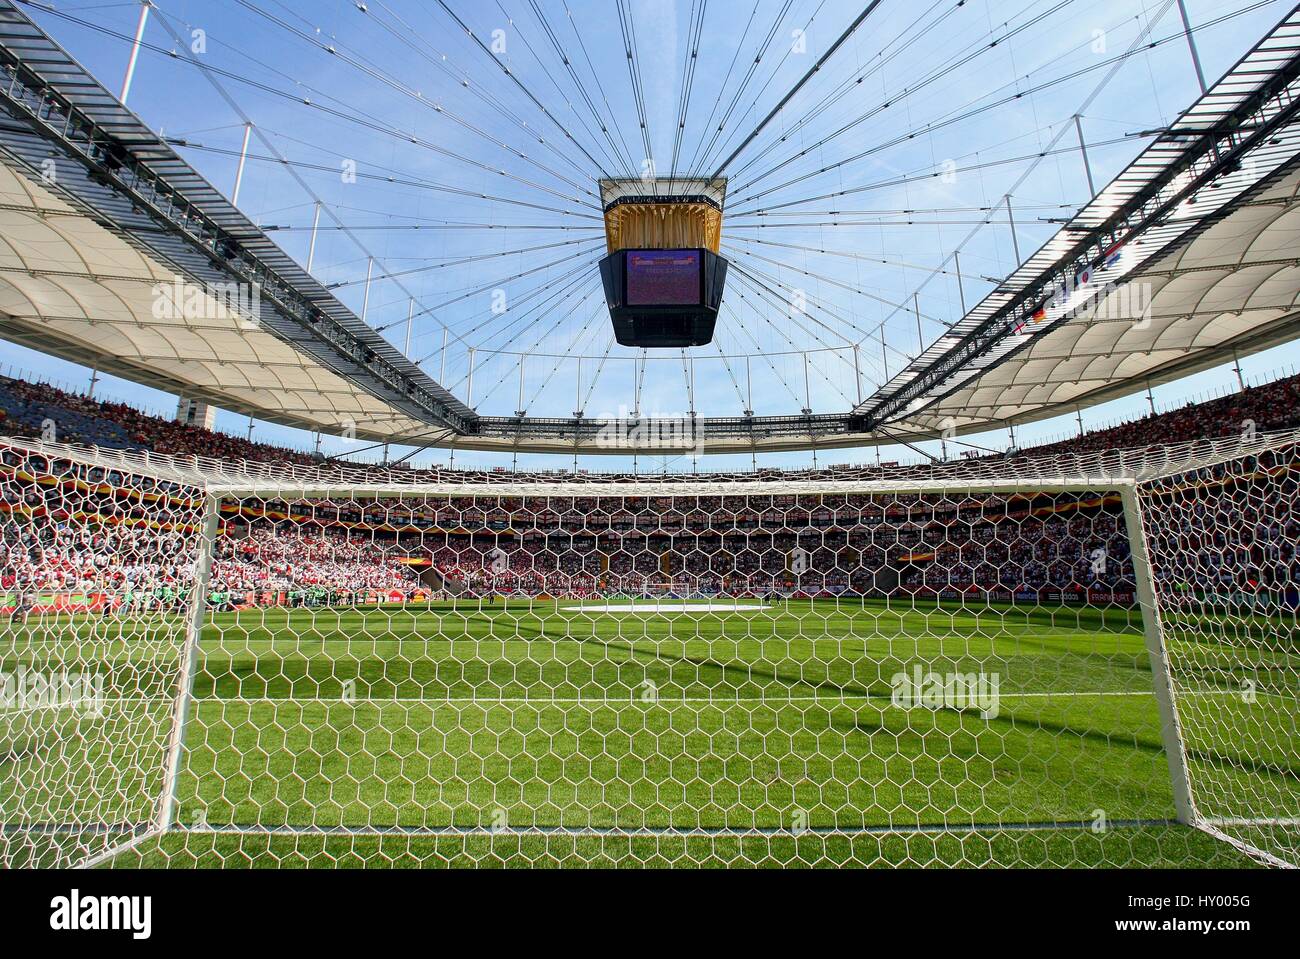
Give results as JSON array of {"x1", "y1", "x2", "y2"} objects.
[
  {"x1": 173, "y1": 691, "x2": 1180, "y2": 831},
  {"x1": 4, "y1": 601, "x2": 1295, "y2": 867},
  {"x1": 181, "y1": 601, "x2": 1158, "y2": 701}
]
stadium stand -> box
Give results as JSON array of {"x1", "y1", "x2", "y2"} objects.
[
  {"x1": 0, "y1": 376, "x2": 318, "y2": 467},
  {"x1": 7, "y1": 428, "x2": 1298, "y2": 614},
  {"x1": 2, "y1": 372, "x2": 1297, "y2": 613},
  {"x1": 2, "y1": 371, "x2": 1298, "y2": 480},
  {"x1": 1029, "y1": 375, "x2": 1300, "y2": 457},
  {"x1": 17, "y1": 436, "x2": 1288, "y2": 612}
]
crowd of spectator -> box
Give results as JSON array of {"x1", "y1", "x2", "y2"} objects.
[
  {"x1": 0, "y1": 376, "x2": 318, "y2": 467},
  {"x1": 418, "y1": 505, "x2": 1138, "y2": 600},
  {"x1": 3, "y1": 374, "x2": 1298, "y2": 614},
  {"x1": 2, "y1": 371, "x2": 1299, "y2": 484},
  {"x1": 0, "y1": 513, "x2": 196, "y2": 612},
  {"x1": 211, "y1": 525, "x2": 420, "y2": 603},
  {"x1": 1029, "y1": 375, "x2": 1300, "y2": 458},
  {"x1": 4, "y1": 434, "x2": 1154, "y2": 610}
]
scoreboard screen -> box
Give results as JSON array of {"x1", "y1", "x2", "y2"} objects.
[
  {"x1": 598, "y1": 247, "x2": 728, "y2": 347},
  {"x1": 625, "y1": 250, "x2": 702, "y2": 306}
]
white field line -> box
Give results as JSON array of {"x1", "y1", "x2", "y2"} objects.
[
  {"x1": 168, "y1": 818, "x2": 1180, "y2": 840},
  {"x1": 0, "y1": 704, "x2": 110, "y2": 718},
  {"x1": 77, "y1": 827, "x2": 163, "y2": 871},
  {"x1": 4, "y1": 690, "x2": 1286, "y2": 712},
  {"x1": 0, "y1": 690, "x2": 1233, "y2": 708},
  {"x1": 195, "y1": 689, "x2": 1288, "y2": 705},
  {"x1": 200, "y1": 630, "x2": 1152, "y2": 639},
  {"x1": 1203, "y1": 816, "x2": 1300, "y2": 827},
  {"x1": 2, "y1": 633, "x2": 1168, "y2": 646},
  {"x1": 559, "y1": 600, "x2": 769, "y2": 608},
  {"x1": 198, "y1": 690, "x2": 1166, "y2": 704}
]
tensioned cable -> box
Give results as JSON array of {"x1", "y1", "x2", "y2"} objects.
[
  {"x1": 405, "y1": 267, "x2": 598, "y2": 389},
  {"x1": 615, "y1": 0, "x2": 655, "y2": 184},
  {"x1": 164, "y1": 135, "x2": 603, "y2": 221},
  {"x1": 382, "y1": 263, "x2": 602, "y2": 350},
  {"x1": 735, "y1": 202, "x2": 1082, "y2": 215},
  {"x1": 728, "y1": 0, "x2": 1266, "y2": 211},
  {"x1": 141, "y1": 5, "x2": 488, "y2": 361},
  {"x1": 408, "y1": 255, "x2": 604, "y2": 352},
  {"x1": 726, "y1": 132, "x2": 1156, "y2": 218},
  {"x1": 723, "y1": 242, "x2": 957, "y2": 336},
  {"x1": 232, "y1": 0, "x2": 601, "y2": 203},
  {"x1": 580, "y1": 335, "x2": 619, "y2": 414},
  {"x1": 710, "y1": 340, "x2": 751, "y2": 414},
  {"x1": 328, "y1": 201, "x2": 600, "y2": 227},
  {"x1": 489, "y1": 1, "x2": 631, "y2": 178},
  {"x1": 394, "y1": 252, "x2": 604, "y2": 342},
  {"x1": 717, "y1": 302, "x2": 806, "y2": 408},
  {"x1": 429, "y1": 0, "x2": 618, "y2": 180},
  {"x1": 366, "y1": 0, "x2": 604, "y2": 181},
  {"x1": 706, "y1": 0, "x2": 885, "y2": 181},
  {"x1": 263, "y1": 223, "x2": 603, "y2": 233},
  {"x1": 696, "y1": 0, "x2": 845, "y2": 184},
  {"x1": 396, "y1": 264, "x2": 600, "y2": 374},
  {"x1": 467, "y1": 280, "x2": 605, "y2": 402},
  {"x1": 727, "y1": 0, "x2": 1077, "y2": 193},
  {"x1": 684, "y1": 0, "x2": 796, "y2": 182},
  {"x1": 727, "y1": 265, "x2": 855, "y2": 352},
  {"x1": 678, "y1": 2, "x2": 761, "y2": 180},
  {"x1": 850, "y1": 0, "x2": 1184, "y2": 366},
  {"x1": 475, "y1": 287, "x2": 605, "y2": 408},
  {"x1": 670, "y1": 0, "x2": 709, "y2": 177},
  {"x1": 471, "y1": 273, "x2": 605, "y2": 356},
  {"x1": 517, "y1": 298, "x2": 611, "y2": 412},
  {"x1": 324, "y1": 237, "x2": 601, "y2": 291},
  {"x1": 732, "y1": 0, "x2": 1279, "y2": 192},
  {"x1": 725, "y1": 256, "x2": 919, "y2": 364},
  {"x1": 729, "y1": 235, "x2": 1012, "y2": 286},
  {"x1": 524, "y1": 0, "x2": 643, "y2": 180},
  {"x1": 239, "y1": 123, "x2": 606, "y2": 222},
  {"x1": 722, "y1": 0, "x2": 960, "y2": 183},
  {"x1": 45, "y1": 3, "x2": 599, "y2": 216},
  {"x1": 561, "y1": 0, "x2": 646, "y2": 179},
  {"x1": 725, "y1": 279, "x2": 859, "y2": 408},
  {"x1": 730, "y1": 219, "x2": 1070, "y2": 227}
]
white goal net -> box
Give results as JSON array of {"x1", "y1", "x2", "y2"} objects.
[{"x1": 1, "y1": 432, "x2": 1296, "y2": 868}]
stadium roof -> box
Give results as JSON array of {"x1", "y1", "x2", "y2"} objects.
[
  {"x1": 0, "y1": 0, "x2": 471, "y2": 447},
  {"x1": 1, "y1": 2, "x2": 1300, "y2": 455},
  {"x1": 0, "y1": 161, "x2": 447, "y2": 444},
  {"x1": 906, "y1": 159, "x2": 1300, "y2": 436},
  {"x1": 6, "y1": 428, "x2": 1296, "y2": 496},
  {"x1": 871, "y1": 9, "x2": 1300, "y2": 441}
]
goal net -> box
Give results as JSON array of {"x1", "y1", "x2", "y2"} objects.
[{"x1": 1, "y1": 432, "x2": 1296, "y2": 868}]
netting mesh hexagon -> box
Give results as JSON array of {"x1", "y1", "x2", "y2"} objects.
[{"x1": 1, "y1": 434, "x2": 1295, "y2": 868}]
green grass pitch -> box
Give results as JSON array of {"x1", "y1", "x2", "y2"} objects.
[{"x1": 3, "y1": 598, "x2": 1293, "y2": 867}]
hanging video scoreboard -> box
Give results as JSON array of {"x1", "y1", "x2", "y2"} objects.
[{"x1": 600, "y1": 248, "x2": 729, "y2": 347}]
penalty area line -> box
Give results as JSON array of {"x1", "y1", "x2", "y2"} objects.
[
  {"x1": 8, "y1": 690, "x2": 1280, "y2": 711},
  {"x1": 169, "y1": 818, "x2": 1181, "y2": 839}
]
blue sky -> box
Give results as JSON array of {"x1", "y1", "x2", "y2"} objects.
[{"x1": 8, "y1": 0, "x2": 1299, "y2": 470}]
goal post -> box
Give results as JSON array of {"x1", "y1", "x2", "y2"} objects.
[
  {"x1": 1, "y1": 432, "x2": 1296, "y2": 868},
  {"x1": 1131, "y1": 434, "x2": 1300, "y2": 868},
  {"x1": 0, "y1": 439, "x2": 210, "y2": 868},
  {"x1": 155, "y1": 494, "x2": 221, "y2": 837},
  {"x1": 1119, "y1": 483, "x2": 1195, "y2": 828}
]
